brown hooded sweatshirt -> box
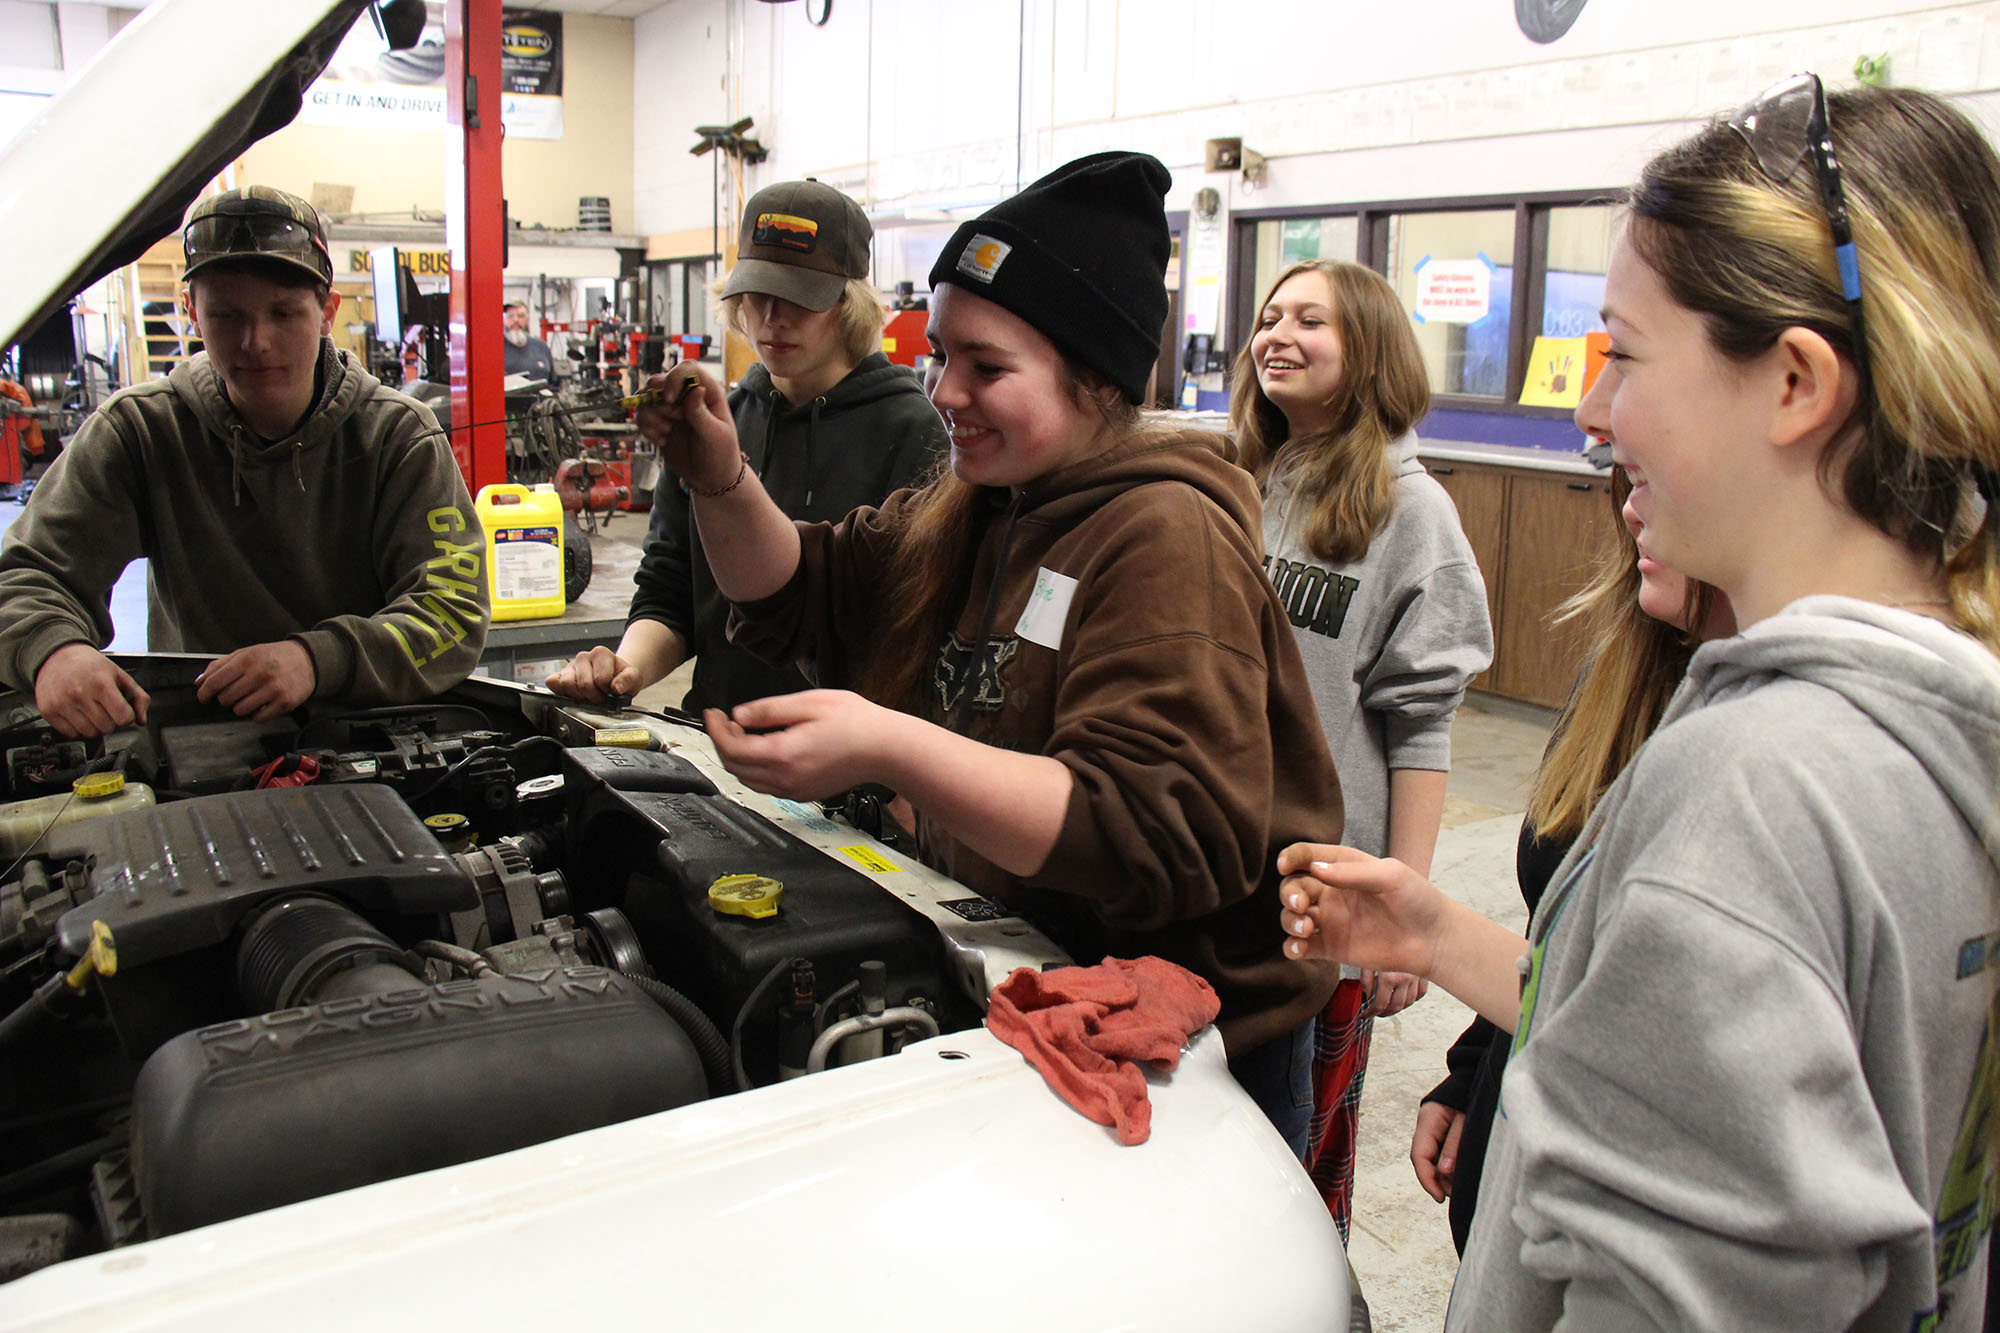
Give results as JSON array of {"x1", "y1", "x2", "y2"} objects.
[{"x1": 730, "y1": 426, "x2": 1343, "y2": 1054}]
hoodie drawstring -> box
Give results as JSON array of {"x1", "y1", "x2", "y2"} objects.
[
  {"x1": 805, "y1": 396, "x2": 828, "y2": 507},
  {"x1": 293, "y1": 441, "x2": 305, "y2": 492},
  {"x1": 761, "y1": 388, "x2": 784, "y2": 499},
  {"x1": 948, "y1": 492, "x2": 1028, "y2": 719},
  {"x1": 229, "y1": 427, "x2": 246, "y2": 507}
]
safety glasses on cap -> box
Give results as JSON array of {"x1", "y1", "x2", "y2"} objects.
[
  {"x1": 183, "y1": 205, "x2": 332, "y2": 285},
  {"x1": 1725, "y1": 72, "x2": 1870, "y2": 393}
]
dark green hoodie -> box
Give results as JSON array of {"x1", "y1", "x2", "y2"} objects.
[
  {"x1": 0, "y1": 343, "x2": 487, "y2": 704},
  {"x1": 628, "y1": 352, "x2": 944, "y2": 713}
]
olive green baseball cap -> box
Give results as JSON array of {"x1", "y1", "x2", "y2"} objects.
[
  {"x1": 720, "y1": 179, "x2": 871, "y2": 312},
  {"x1": 182, "y1": 186, "x2": 334, "y2": 287}
]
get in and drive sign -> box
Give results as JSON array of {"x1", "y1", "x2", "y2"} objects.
[{"x1": 1412, "y1": 254, "x2": 1495, "y2": 324}]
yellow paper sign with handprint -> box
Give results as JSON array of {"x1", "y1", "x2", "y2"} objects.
[{"x1": 1518, "y1": 335, "x2": 1588, "y2": 407}]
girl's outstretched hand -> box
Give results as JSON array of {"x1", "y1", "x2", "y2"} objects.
[
  {"x1": 634, "y1": 364, "x2": 741, "y2": 493},
  {"x1": 1281, "y1": 844, "x2": 1532, "y2": 1033},
  {"x1": 1277, "y1": 843, "x2": 1453, "y2": 978},
  {"x1": 704, "y1": 689, "x2": 894, "y2": 801}
]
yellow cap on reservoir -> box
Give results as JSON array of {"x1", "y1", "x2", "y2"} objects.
[
  {"x1": 707, "y1": 874, "x2": 784, "y2": 920},
  {"x1": 73, "y1": 772, "x2": 126, "y2": 800}
]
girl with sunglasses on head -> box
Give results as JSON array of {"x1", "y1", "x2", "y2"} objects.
[
  {"x1": 1282, "y1": 80, "x2": 2000, "y2": 1328},
  {"x1": 629, "y1": 152, "x2": 1344, "y2": 1146},
  {"x1": 1412, "y1": 475, "x2": 1731, "y2": 1255},
  {"x1": 1228, "y1": 259, "x2": 1493, "y2": 1230}
]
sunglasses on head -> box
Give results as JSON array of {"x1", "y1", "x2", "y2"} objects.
[
  {"x1": 1725, "y1": 72, "x2": 1871, "y2": 395},
  {"x1": 183, "y1": 207, "x2": 331, "y2": 284}
]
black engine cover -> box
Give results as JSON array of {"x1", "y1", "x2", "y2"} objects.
[{"x1": 130, "y1": 967, "x2": 706, "y2": 1237}]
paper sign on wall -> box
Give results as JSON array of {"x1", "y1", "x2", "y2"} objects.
[
  {"x1": 299, "y1": 6, "x2": 565, "y2": 140},
  {"x1": 1581, "y1": 331, "x2": 1611, "y2": 398},
  {"x1": 1412, "y1": 254, "x2": 1494, "y2": 324},
  {"x1": 1518, "y1": 335, "x2": 1588, "y2": 407}
]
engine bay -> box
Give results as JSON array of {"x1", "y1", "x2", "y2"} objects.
[{"x1": 0, "y1": 659, "x2": 1006, "y2": 1281}]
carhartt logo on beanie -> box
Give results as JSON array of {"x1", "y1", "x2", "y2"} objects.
[
  {"x1": 956, "y1": 234, "x2": 1012, "y2": 284},
  {"x1": 928, "y1": 152, "x2": 1171, "y2": 404}
]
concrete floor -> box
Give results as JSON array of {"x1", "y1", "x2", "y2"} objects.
[{"x1": 1346, "y1": 695, "x2": 1555, "y2": 1328}]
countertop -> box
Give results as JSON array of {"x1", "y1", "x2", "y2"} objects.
[{"x1": 1150, "y1": 409, "x2": 1607, "y2": 478}]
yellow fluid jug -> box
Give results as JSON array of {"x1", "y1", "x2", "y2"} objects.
[
  {"x1": 0, "y1": 772, "x2": 156, "y2": 859},
  {"x1": 476, "y1": 483, "x2": 566, "y2": 621}
]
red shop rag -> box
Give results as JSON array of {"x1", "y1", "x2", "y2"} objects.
[{"x1": 984, "y1": 956, "x2": 1220, "y2": 1146}]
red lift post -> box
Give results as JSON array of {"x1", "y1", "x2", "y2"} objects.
[{"x1": 444, "y1": 0, "x2": 506, "y2": 493}]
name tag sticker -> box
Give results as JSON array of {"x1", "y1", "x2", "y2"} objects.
[{"x1": 1015, "y1": 567, "x2": 1077, "y2": 650}]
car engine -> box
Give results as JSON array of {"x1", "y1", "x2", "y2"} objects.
[{"x1": 0, "y1": 660, "x2": 982, "y2": 1281}]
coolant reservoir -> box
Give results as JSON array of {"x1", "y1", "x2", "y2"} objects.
[{"x1": 0, "y1": 772, "x2": 156, "y2": 859}]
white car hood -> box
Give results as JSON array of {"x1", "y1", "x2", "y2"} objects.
[
  {"x1": 0, "y1": 0, "x2": 369, "y2": 350},
  {"x1": 2, "y1": 1028, "x2": 1348, "y2": 1331}
]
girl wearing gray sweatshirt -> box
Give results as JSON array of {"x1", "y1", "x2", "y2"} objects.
[
  {"x1": 1281, "y1": 81, "x2": 2000, "y2": 1330},
  {"x1": 1229, "y1": 259, "x2": 1493, "y2": 1237}
]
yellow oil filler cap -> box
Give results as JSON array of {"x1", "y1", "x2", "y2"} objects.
[
  {"x1": 707, "y1": 874, "x2": 784, "y2": 920},
  {"x1": 73, "y1": 772, "x2": 126, "y2": 800},
  {"x1": 424, "y1": 812, "x2": 475, "y2": 852}
]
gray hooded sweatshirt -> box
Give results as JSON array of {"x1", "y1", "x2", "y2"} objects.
[
  {"x1": 0, "y1": 343, "x2": 487, "y2": 704},
  {"x1": 1261, "y1": 431, "x2": 1493, "y2": 858},
  {"x1": 1451, "y1": 597, "x2": 2000, "y2": 1331}
]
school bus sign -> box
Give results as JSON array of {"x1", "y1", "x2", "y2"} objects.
[{"x1": 350, "y1": 249, "x2": 454, "y2": 277}]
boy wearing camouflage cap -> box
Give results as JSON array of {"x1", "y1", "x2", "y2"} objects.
[{"x1": 0, "y1": 186, "x2": 489, "y2": 737}]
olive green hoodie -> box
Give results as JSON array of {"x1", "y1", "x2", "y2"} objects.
[{"x1": 0, "y1": 343, "x2": 487, "y2": 704}]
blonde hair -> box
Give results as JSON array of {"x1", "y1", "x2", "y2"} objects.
[
  {"x1": 1227, "y1": 260, "x2": 1430, "y2": 563},
  {"x1": 1525, "y1": 484, "x2": 1714, "y2": 840},
  {"x1": 713, "y1": 276, "x2": 887, "y2": 372},
  {"x1": 1627, "y1": 85, "x2": 2000, "y2": 654}
]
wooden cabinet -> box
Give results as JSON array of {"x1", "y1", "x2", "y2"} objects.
[
  {"x1": 1423, "y1": 458, "x2": 1621, "y2": 709},
  {"x1": 1425, "y1": 463, "x2": 1506, "y2": 694}
]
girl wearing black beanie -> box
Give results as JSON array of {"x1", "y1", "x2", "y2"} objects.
[{"x1": 630, "y1": 151, "x2": 1345, "y2": 1149}]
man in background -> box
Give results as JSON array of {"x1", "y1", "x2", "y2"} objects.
[{"x1": 503, "y1": 299, "x2": 556, "y2": 383}]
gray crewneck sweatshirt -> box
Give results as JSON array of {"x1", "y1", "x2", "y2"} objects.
[
  {"x1": 1451, "y1": 597, "x2": 2000, "y2": 1330},
  {"x1": 1261, "y1": 431, "x2": 1493, "y2": 858}
]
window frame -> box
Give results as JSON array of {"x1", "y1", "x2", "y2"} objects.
[{"x1": 1228, "y1": 188, "x2": 1622, "y2": 424}]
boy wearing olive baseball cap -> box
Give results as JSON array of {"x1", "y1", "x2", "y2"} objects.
[
  {"x1": 545, "y1": 178, "x2": 945, "y2": 717},
  {"x1": 720, "y1": 178, "x2": 872, "y2": 313},
  {"x1": 0, "y1": 186, "x2": 488, "y2": 739}
]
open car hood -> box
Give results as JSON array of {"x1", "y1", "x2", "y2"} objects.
[
  {"x1": 0, "y1": 0, "x2": 371, "y2": 351},
  {"x1": 0, "y1": 663, "x2": 1350, "y2": 1328}
]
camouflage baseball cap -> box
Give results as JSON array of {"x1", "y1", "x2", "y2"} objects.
[
  {"x1": 182, "y1": 186, "x2": 334, "y2": 287},
  {"x1": 720, "y1": 179, "x2": 871, "y2": 312}
]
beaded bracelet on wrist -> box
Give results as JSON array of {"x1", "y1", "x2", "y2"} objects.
[{"x1": 684, "y1": 451, "x2": 750, "y2": 498}]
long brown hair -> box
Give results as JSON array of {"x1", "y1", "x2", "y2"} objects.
[
  {"x1": 1227, "y1": 260, "x2": 1431, "y2": 563},
  {"x1": 1525, "y1": 473, "x2": 1714, "y2": 841},
  {"x1": 852, "y1": 355, "x2": 1141, "y2": 715},
  {"x1": 1626, "y1": 86, "x2": 2000, "y2": 655}
]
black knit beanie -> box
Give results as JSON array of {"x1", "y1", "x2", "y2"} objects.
[{"x1": 927, "y1": 151, "x2": 1171, "y2": 405}]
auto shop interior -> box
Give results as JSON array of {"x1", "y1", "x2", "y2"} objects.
[{"x1": 2, "y1": 2, "x2": 1998, "y2": 1329}]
